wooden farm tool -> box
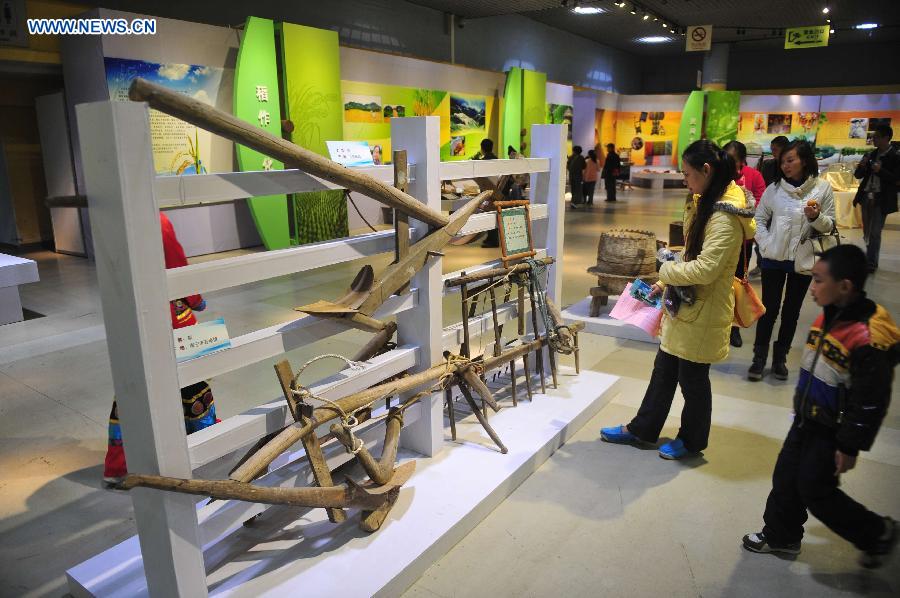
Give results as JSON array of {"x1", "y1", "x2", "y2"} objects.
[
  {"x1": 296, "y1": 190, "x2": 488, "y2": 330},
  {"x1": 119, "y1": 460, "x2": 415, "y2": 512},
  {"x1": 128, "y1": 77, "x2": 448, "y2": 229},
  {"x1": 230, "y1": 327, "x2": 583, "y2": 485}
]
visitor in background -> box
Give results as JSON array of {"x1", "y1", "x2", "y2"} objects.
[
  {"x1": 750, "y1": 140, "x2": 835, "y2": 382},
  {"x1": 568, "y1": 145, "x2": 586, "y2": 210},
  {"x1": 602, "y1": 143, "x2": 621, "y2": 202},
  {"x1": 759, "y1": 136, "x2": 790, "y2": 187},
  {"x1": 724, "y1": 140, "x2": 765, "y2": 348},
  {"x1": 477, "y1": 138, "x2": 498, "y2": 160},
  {"x1": 743, "y1": 244, "x2": 899, "y2": 569},
  {"x1": 583, "y1": 149, "x2": 599, "y2": 206},
  {"x1": 507, "y1": 145, "x2": 518, "y2": 159},
  {"x1": 601, "y1": 141, "x2": 755, "y2": 460},
  {"x1": 853, "y1": 124, "x2": 898, "y2": 273},
  {"x1": 103, "y1": 213, "x2": 217, "y2": 487}
]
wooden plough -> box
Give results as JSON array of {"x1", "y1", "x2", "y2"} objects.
[{"x1": 119, "y1": 78, "x2": 582, "y2": 534}]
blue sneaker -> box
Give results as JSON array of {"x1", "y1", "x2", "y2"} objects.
[
  {"x1": 600, "y1": 425, "x2": 638, "y2": 444},
  {"x1": 658, "y1": 438, "x2": 692, "y2": 460}
]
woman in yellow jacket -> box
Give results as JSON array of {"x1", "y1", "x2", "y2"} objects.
[{"x1": 602, "y1": 140, "x2": 756, "y2": 459}]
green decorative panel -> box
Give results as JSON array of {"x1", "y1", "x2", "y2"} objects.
[
  {"x1": 294, "y1": 190, "x2": 349, "y2": 244},
  {"x1": 279, "y1": 23, "x2": 343, "y2": 157},
  {"x1": 677, "y1": 90, "x2": 706, "y2": 170},
  {"x1": 706, "y1": 90, "x2": 741, "y2": 149},
  {"x1": 521, "y1": 69, "x2": 547, "y2": 157},
  {"x1": 234, "y1": 16, "x2": 290, "y2": 250},
  {"x1": 501, "y1": 67, "x2": 523, "y2": 155}
]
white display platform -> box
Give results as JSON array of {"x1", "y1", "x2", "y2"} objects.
[
  {"x1": 0, "y1": 253, "x2": 39, "y2": 325},
  {"x1": 67, "y1": 369, "x2": 619, "y2": 597},
  {"x1": 562, "y1": 296, "x2": 660, "y2": 344},
  {"x1": 630, "y1": 170, "x2": 684, "y2": 190},
  {"x1": 834, "y1": 190, "x2": 862, "y2": 229}
]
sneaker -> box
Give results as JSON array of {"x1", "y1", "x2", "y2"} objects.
[
  {"x1": 748, "y1": 358, "x2": 765, "y2": 381},
  {"x1": 748, "y1": 267, "x2": 761, "y2": 278},
  {"x1": 742, "y1": 531, "x2": 801, "y2": 555},
  {"x1": 102, "y1": 476, "x2": 125, "y2": 489},
  {"x1": 730, "y1": 327, "x2": 743, "y2": 348},
  {"x1": 600, "y1": 424, "x2": 638, "y2": 444},
  {"x1": 659, "y1": 438, "x2": 694, "y2": 460},
  {"x1": 772, "y1": 360, "x2": 789, "y2": 381},
  {"x1": 860, "y1": 517, "x2": 898, "y2": 569}
]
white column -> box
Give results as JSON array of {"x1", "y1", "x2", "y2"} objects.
[
  {"x1": 76, "y1": 101, "x2": 208, "y2": 597},
  {"x1": 529, "y1": 124, "x2": 566, "y2": 300},
  {"x1": 391, "y1": 116, "x2": 444, "y2": 457}
]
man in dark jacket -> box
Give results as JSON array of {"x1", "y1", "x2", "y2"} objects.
[
  {"x1": 758, "y1": 135, "x2": 789, "y2": 187},
  {"x1": 742, "y1": 245, "x2": 900, "y2": 568},
  {"x1": 567, "y1": 145, "x2": 586, "y2": 209},
  {"x1": 601, "y1": 143, "x2": 621, "y2": 202},
  {"x1": 853, "y1": 125, "x2": 899, "y2": 272}
]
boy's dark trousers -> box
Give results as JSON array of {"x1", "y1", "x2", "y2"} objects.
[{"x1": 762, "y1": 419, "x2": 885, "y2": 550}]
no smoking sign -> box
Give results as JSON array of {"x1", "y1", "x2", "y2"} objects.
[{"x1": 686, "y1": 24, "x2": 713, "y2": 52}]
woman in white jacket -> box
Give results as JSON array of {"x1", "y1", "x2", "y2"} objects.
[{"x1": 750, "y1": 140, "x2": 835, "y2": 381}]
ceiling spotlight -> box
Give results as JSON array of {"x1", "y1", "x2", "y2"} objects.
[
  {"x1": 661, "y1": 22, "x2": 667, "y2": 28},
  {"x1": 653, "y1": 16, "x2": 658, "y2": 21},
  {"x1": 826, "y1": 18, "x2": 830, "y2": 23},
  {"x1": 822, "y1": 7, "x2": 830, "y2": 14},
  {"x1": 630, "y1": 5, "x2": 637, "y2": 15},
  {"x1": 643, "y1": 13, "x2": 650, "y2": 20},
  {"x1": 854, "y1": 23, "x2": 878, "y2": 29},
  {"x1": 829, "y1": 28, "x2": 835, "y2": 33}
]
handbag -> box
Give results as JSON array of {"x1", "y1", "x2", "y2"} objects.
[
  {"x1": 795, "y1": 221, "x2": 841, "y2": 274},
  {"x1": 733, "y1": 240, "x2": 766, "y2": 328}
]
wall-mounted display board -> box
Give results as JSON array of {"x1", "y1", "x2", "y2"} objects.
[
  {"x1": 705, "y1": 91, "x2": 741, "y2": 149},
  {"x1": 613, "y1": 110, "x2": 682, "y2": 167},
  {"x1": 499, "y1": 67, "x2": 547, "y2": 157},
  {"x1": 234, "y1": 16, "x2": 290, "y2": 250},
  {"x1": 676, "y1": 91, "x2": 705, "y2": 170},
  {"x1": 104, "y1": 57, "x2": 226, "y2": 175},
  {"x1": 341, "y1": 80, "x2": 494, "y2": 163}
]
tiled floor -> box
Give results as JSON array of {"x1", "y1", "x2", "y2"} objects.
[{"x1": 0, "y1": 186, "x2": 897, "y2": 597}]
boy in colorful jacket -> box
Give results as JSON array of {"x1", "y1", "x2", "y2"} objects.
[
  {"x1": 103, "y1": 213, "x2": 217, "y2": 486},
  {"x1": 743, "y1": 244, "x2": 899, "y2": 568}
]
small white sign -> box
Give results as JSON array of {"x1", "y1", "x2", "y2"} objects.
[
  {"x1": 327, "y1": 140, "x2": 375, "y2": 167},
  {"x1": 174, "y1": 318, "x2": 232, "y2": 363},
  {"x1": 686, "y1": 25, "x2": 712, "y2": 52}
]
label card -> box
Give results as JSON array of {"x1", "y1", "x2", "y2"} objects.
[
  {"x1": 174, "y1": 318, "x2": 232, "y2": 363},
  {"x1": 326, "y1": 140, "x2": 375, "y2": 167}
]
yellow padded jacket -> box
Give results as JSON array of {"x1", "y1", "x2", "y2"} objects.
[{"x1": 659, "y1": 182, "x2": 757, "y2": 364}]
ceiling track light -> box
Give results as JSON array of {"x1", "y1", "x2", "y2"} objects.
[
  {"x1": 630, "y1": 4, "x2": 637, "y2": 15},
  {"x1": 643, "y1": 13, "x2": 650, "y2": 21},
  {"x1": 822, "y1": 6, "x2": 830, "y2": 14}
]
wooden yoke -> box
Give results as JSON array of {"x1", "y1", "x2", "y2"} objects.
[{"x1": 274, "y1": 360, "x2": 346, "y2": 523}]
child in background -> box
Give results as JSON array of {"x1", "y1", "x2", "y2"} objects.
[
  {"x1": 103, "y1": 213, "x2": 218, "y2": 487},
  {"x1": 743, "y1": 244, "x2": 899, "y2": 568}
]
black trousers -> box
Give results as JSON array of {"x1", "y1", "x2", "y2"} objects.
[
  {"x1": 763, "y1": 420, "x2": 885, "y2": 550},
  {"x1": 753, "y1": 267, "x2": 811, "y2": 360},
  {"x1": 861, "y1": 202, "x2": 888, "y2": 268},
  {"x1": 628, "y1": 349, "x2": 712, "y2": 452},
  {"x1": 604, "y1": 175, "x2": 617, "y2": 201},
  {"x1": 570, "y1": 176, "x2": 584, "y2": 204},
  {"x1": 582, "y1": 180, "x2": 596, "y2": 204}
]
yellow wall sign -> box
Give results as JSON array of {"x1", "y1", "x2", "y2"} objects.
[{"x1": 785, "y1": 26, "x2": 830, "y2": 49}]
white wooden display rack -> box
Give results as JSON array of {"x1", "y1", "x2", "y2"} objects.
[{"x1": 67, "y1": 102, "x2": 614, "y2": 597}]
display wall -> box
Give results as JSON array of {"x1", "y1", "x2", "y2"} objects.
[{"x1": 53, "y1": 7, "x2": 900, "y2": 260}]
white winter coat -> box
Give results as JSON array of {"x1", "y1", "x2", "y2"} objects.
[{"x1": 755, "y1": 177, "x2": 835, "y2": 263}]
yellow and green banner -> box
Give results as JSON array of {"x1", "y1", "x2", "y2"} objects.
[
  {"x1": 705, "y1": 90, "x2": 741, "y2": 148},
  {"x1": 234, "y1": 16, "x2": 290, "y2": 250},
  {"x1": 677, "y1": 91, "x2": 705, "y2": 170}
]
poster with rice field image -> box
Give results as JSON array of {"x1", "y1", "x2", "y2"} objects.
[
  {"x1": 341, "y1": 81, "x2": 495, "y2": 162},
  {"x1": 343, "y1": 94, "x2": 382, "y2": 123},
  {"x1": 105, "y1": 58, "x2": 225, "y2": 175}
]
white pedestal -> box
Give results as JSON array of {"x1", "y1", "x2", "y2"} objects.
[
  {"x1": 0, "y1": 254, "x2": 39, "y2": 325},
  {"x1": 562, "y1": 296, "x2": 660, "y2": 344},
  {"x1": 67, "y1": 369, "x2": 619, "y2": 597}
]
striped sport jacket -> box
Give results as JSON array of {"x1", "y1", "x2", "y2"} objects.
[{"x1": 794, "y1": 296, "x2": 900, "y2": 455}]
